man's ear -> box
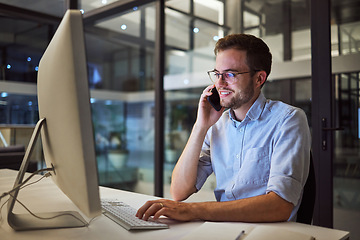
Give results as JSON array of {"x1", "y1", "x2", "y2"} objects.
[{"x1": 256, "y1": 71, "x2": 267, "y2": 88}]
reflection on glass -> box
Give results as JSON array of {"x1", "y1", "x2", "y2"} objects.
[
  {"x1": 0, "y1": 18, "x2": 49, "y2": 83},
  {"x1": 163, "y1": 0, "x2": 225, "y2": 198},
  {"x1": 0, "y1": 94, "x2": 38, "y2": 125},
  {"x1": 84, "y1": 2, "x2": 157, "y2": 195},
  {"x1": 80, "y1": 0, "x2": 119, "y2": 13},
  {"x1": 338, "y1": 21, "x2": 360, "y2": 55},
  {"x1": 193, "y1": 19, "x2": 224, "y2": 53},
  {"x1": 166, "y1": 0, "x2": 190, "y2": 13},
  {"x1": 194, "y1": 0, "x2": 224, "y2": 24},
  {"x1": 244, "y1": 0, "x2": 312, "y2": 62},
  {"x1": 166, "y1": 8, "x2": 191, "y2": 50},
  {"x1": 291, "y1": 29, "x2": 311, "y2": 61},
  {"x1": 243, "y1": 11, "x2": 260, "y2": 28},
  {"x1": 91, "y1": 99, "x2": 133, "y2": 190},
  {"x1": 85, "y1": 5, "x2": 155, "y2": 92},
  {"x1": 163, "y1": 89, "x2": 200, "y2": 188},
  {"x1": 0, "y1": 0, "x2": 65, "y2": 16},
  {"x1": 95, "y1": 9, "x2": 141, "y2": 38},
  {"x1": 333, "y1": 73, "x2": 360, "y2": 235},
  {"x1": 91, "y1": 96, "x2": 156, "y2": 194}
]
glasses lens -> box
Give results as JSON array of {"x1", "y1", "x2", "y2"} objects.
[
  {"x1": 208, "y1": 72, "x2": 217, "y2": 83},
  {"x1": 224, "y1": 72, "x2": 236, "y2": 84}
]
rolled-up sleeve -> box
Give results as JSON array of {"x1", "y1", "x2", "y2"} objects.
[{"x1": 266, "y1": 109, "x2": 311, "y2": 206}]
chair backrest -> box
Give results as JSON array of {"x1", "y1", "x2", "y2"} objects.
[
  {"x1": 296, "y1": 152, "x2": 316, "y2": 224},
  {"x1": 0, "y1": 145, "x2": 25, "y2": 171}
]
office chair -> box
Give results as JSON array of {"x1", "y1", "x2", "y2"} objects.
[
  {"x1": 296, "y1": 152, "x2": 316, "y2": 224},
  {"x1": 0, "y1": 145, "x2": 25, "y2": 170},
  {"x1": 0, "y1": 145, "x2": 37, "y2": 172}
]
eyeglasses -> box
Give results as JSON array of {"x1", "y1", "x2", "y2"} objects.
[{"x1": 207, "y1": 70, "x2": 254, "y2": 84}]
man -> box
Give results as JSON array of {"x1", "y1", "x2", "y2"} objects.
[{"x1": 136, "y1": 33, "x2": 311, "y2": 222}]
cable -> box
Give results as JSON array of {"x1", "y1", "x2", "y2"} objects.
[
  {"x1": 0, "y1": 172, "x2": 90, "y2": 227},
  {"x1": 0, "y1": 167, "x2": 53, "y2": 201},
  {"x1": 11, "y1": 194, "x2": 88, "y2": 226},
  {"x1": 0, "y1": 173, "x2": 48, "y2": 222}
]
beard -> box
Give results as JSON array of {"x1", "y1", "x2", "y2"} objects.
[{"x1": 220, "y1": 81, "x2": 255, "y2": 110}]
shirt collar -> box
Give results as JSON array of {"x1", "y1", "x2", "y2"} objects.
[
  {"x1": 247, "y1": 92, "x2": 266, "y2": 121},
  {"x1": 228, "y1": 92, "x2": 266, "y2": 125}
]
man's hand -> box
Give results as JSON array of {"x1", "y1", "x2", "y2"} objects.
[
  {"x1": 196, "y1": 85, "x2": 224, "y2": 130},
  {"x1": 136, "y1": 199, "x2": 197, "y2": 222},
  {"x1": 136, "y1": 192, "x2": 293, "y2": 223}
]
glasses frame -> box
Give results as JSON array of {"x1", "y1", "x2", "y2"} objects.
[{"x1": 207, "y1": 70, "x2": 258, "y2": 84}]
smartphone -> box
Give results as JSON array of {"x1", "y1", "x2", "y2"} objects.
[{"x1": 207, "y1": 87, "x2": 222, "y2": 111}]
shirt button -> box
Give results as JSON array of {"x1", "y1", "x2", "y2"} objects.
[{"x1": 236, "y1": 154, "x2": 240, "y2": 158}]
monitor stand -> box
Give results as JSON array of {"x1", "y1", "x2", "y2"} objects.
[{"x1": 7, "y1": 118, "x2": 88, "y2": 231}]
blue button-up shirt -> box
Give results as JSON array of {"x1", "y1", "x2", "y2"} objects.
[{"x1": 195, "y1": 92, "x2": 311, "y2": 221}]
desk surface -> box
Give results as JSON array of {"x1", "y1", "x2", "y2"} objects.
[{"x1": 0, "y1": 169, "x2": 350, "y2": 240}]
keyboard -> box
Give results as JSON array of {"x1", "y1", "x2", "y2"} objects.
[{"x1": 101, "y1": 200, "x2": 169, "y2": 230}]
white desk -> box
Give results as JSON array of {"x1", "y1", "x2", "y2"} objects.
[{"x1": 0, "y1": 169, "x2": 350, "y2": 240}]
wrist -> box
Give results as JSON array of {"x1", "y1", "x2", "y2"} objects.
[
  {"x1": 189, "y1": 202, "x2": 211, "y2": 221},
  {"x1": 192, "y1": 122, "x2": 210, "y2": 136},
  {"x1": 188, "y1": 202, "x2": 203, "y2": 220}
]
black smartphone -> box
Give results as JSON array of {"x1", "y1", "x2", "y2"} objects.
[{"x1": 207, "y1": 87, "x2": 222, "y2": 111}]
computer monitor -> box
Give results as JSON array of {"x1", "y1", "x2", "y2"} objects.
[{"x1": 7, "y1": 9, "x2": 101, "y2": 231}]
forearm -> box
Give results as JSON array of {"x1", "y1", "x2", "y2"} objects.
[
  {"x1": 190, "y1": 192, "x2": 293, "y2": 222},
  {"x1": 171, "y1": 85, "x2": 224, "y2": 201},
  {"x1": 170, "y1": 123, "x2": 209, "y2": 201}
]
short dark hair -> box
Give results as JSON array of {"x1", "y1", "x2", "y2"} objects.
[{"x1": 214, "y1": 34, "x2": 272, "y2": 80}]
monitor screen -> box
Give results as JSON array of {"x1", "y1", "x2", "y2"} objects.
[{"x1": 7, "y1": 9, "x2": 101, "y2": 231}]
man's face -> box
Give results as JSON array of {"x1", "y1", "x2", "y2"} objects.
[{"x1": 214, "y1": 48, "x2": 258, "y2": 111}]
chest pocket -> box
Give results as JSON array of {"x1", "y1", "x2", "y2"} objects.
[{"x1": 238, "y1": 147, "x2": 270, "y2": 184}]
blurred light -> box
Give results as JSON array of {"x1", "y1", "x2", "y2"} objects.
[
  {"x1": 27, "y1": 57, "x2": 31, "y2": 62},
  {"x1": 102, "y1": 0, "x2": 107, "y2": 4},
  {"x1": 121, "y1": 24, "x2": 127, "y2": 30},
  {"x1": 1, "y1": 92, "x2": 8, "y2": 98},
  {"x1": 6, "y1": 64, "x2": 11, "y2": 69},
  {"x1": 170, "y1": 50, "x2": 186, "y2": 57},
  {"x1": 80, "y1": 9, "x2": 84, "y2": 14},
  {"x1": 193, "y1": 27, "x2": 199, "y2": 33},
  {"x1": 133, "y1": 6, "x2": 138, "y2": 11},
  {"x1": 105, "y1": 100, "x2": 112, "y2": 105},
  {"x1": 213, "y1": 36, "x2": 220, "y2": 41},
  {"x1": 90, "y1": 98, "x2": 96, "y2": 103},
  {"x1": 28, "y1": 101, "x2": 33, "y2": 106},
  {"x1": 35, "y1": 66, "x2": 39, "y2": 71},
  {"x1": 184, "y1": 79, "x2": 190, "y2": 85}
]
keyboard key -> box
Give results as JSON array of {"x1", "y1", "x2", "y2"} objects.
[{"x1": 101, "y1": 200, "x2": 169, "y2": 230}]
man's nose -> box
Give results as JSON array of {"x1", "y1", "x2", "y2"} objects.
[{"x1": 216, "y1": 74, "x2": 228, "y2": 86}]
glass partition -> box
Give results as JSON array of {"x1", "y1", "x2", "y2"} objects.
[
  {"x1": 330, "y1": 1, "x2": 360, "y2": 235},
  {"x1": 0, "y1": 0, "x2": 66, "y2": 16},
  {"x1": 84, "y1": 2, "x2": 157, "y2": 195},
  {"x1": 0, "y1": 18, "x2": 50, "y2": 83},
  {"x1": 338, "y1": 21, "x2": 360, "y2": 55},
  {"x1": 0, "y1": 93, "x2": 38, "y2": 125},
  {"x1": 194, "y1": 0, "x2": 224, "y2": 24},
  {"x1": 166, "y1": 0, "x2": 190, "y2": 13},
  {"x1": 333, "y1": 72, "x2": 360, "y2": 235},
  {"x1": 163, "y1": 0, "x2": 226, "y2": 198}
]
